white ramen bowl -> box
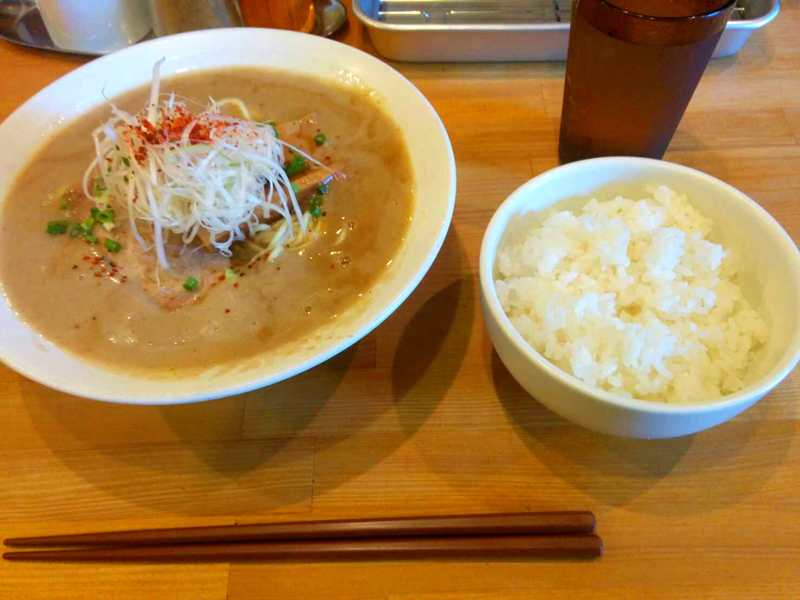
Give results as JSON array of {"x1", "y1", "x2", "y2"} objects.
[
  {"x1": 0, "y1": 29, "x2": 456, "y2": 404},
  {"x1": 480, "y1": 157, "x2": 800, "y2": 439}
]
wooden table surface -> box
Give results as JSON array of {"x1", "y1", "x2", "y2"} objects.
[{"x1": 2, "y1": 5, "x2": 800, "y2": 599}]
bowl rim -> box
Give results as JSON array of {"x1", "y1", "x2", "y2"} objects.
[
  {"x1": 480, "y1": 156, "x2": 800, "y2": 415},
  {"x1": 0, "y1": 28, "x2": 457, "y2": 404}
]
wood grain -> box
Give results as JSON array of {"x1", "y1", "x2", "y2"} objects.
[
  {"x1": 0, "y1": 437, "x2": 315, "y2": 521},
  {"x1": 2, "y1": 4, "x2": 800, "y2": 598}
]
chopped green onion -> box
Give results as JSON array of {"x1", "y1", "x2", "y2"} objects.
[
  {"x1": 121, "y1": 156, "x2": 130, "y2": 167},
  {"x1": 285, "y1": 154, "x2": 307, "y2": 177},
  {"x1": 59, "y1": 198, "x2": 71, "y2": 210},
  {"x1": 83, "y1": 233, "x2": 98, "y2": 244},
  {"x1": 69, "y1": 225, "x2": 82, "y2": 238},
  {"x1": 104, "y1": 239, "x2": 121, "y2": 253},
  {"x1": 291, "y1": 183, "x2": 300, "y2": 194},
  {"x1": 94, "y1": 178, "x2": 107, "y2": 196},
  {"x1": 309, "y1": 195, "x2": 324, "y2": 218},
  {"x1": 95, "y1": 209, "x2": 114, "y2": 224},
  {"x1": 85, "y1": 216, "x2": 96, "y2": 229},
  {"x1": 317, "y1": 183, "x2": 329, "y2": 195},
  {"x1": 225, "y1": 268, "x2": 237, "y2": 279},
  {"x1": 90, "y1": 207, "x2": 100, "y2": 218},
  {"x1": 183, "y1": 276, "x2": 199, "y2": 291},
  {"x1": 77, "y1": 222, "x2": 93, "y2": 235},
  {"x1": 314, "y1": 133, "x2": 327, "y2": 146},
  {"x1": 45, "y1": 220, "x2": 69, "y2": 235},
  {"x1": 102, "y1": 222, "x2": 116, "y2": 232}
]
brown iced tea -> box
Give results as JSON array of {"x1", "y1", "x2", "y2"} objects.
[
  {"x1": 239, "y1": 0, "x2": 316, "y2": 32},
  {"x1": 559, "y1": 0, "x2": 736, "y2": 163}
]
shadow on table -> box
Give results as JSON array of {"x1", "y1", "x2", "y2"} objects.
[
  {"x1": 174, "y1": 343, "x2": 360, "y2": 478},
  {"x1": 310, "y1": 225, "x2": 474, "y2": 497},
  {"x1": 493, "y1": 349, "x2": 795, "y2": 514},
  {"x1": 391, "y1": 273, "x2": 474, "y2": 434}
]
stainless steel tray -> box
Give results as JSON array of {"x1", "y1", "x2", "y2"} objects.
[{"x1": 353, "y1": 0, "x2": 780, "y2": 62}]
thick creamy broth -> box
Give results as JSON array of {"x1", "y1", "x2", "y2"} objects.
[{"x1": 0, "y1": 68, "x2": 413, "y2": 374}]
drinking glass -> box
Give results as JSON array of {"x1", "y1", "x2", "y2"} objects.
[
  {"x1": 37, "y1": 0, "x2": 151, "y2": 53},
  {"x1": 239, "y1": 0, "x2": 316, "y2": 32},
  {"x1": 149, "y1": 0, "x2": 242, "y2": 36},
  {"x1": 558, "y1": 0, "x2": 736, "y2": 163}
]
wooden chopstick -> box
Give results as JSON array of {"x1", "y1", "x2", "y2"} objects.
[
  {"x1": 3, "y1": 512, "x2": 596, "y2": 548},
  {"x1": 3, "y1": 534, "x2": 603, "y2": 562}
]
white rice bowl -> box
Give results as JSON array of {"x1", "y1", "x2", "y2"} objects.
[{"x1": 494, "y1": 185, "x2": 768, "y2": 404}]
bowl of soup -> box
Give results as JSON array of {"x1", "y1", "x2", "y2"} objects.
[{"x1": 0, "y1": 29, "x2": 456, "y2": 403}]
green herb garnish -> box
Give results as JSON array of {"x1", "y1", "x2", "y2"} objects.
[
  {"x1": 284, "y1": 154, "x2": 307, "y2": 177},
  {"x1": 183, "y1": 276, "x2": 199, "y2": 291},
  {"x1": 104, "y1": 239, "x2": 121, "y2": 253},
  {"x1": 269, "y1": 121, "x2": 279, "y2": 139},
  {"x1": 96, "y1": 209, "x2": 114, "y2": 224},
  {"x1": 309, "y1": 195, "x2": 324, "y2": 218},
  {"x1": 94, "y1": 178, "x2": 107, "y2": 196},
  {"x1": 314, "y1": 133, "x2": 326, "y2": 146},
  {"x1": 45, "y1": 220, "x2": 69, "y2": 235},
  {"x1": 77, "y1": 222, "x2": 93, "y2": 235}
]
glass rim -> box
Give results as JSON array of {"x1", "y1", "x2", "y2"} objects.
[{"x1": 598, "y1": 0, "x2": 738, "y2": 22}]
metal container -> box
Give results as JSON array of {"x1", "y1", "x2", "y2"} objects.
[{"x1": 353, "y1": 0, "x2": 780, "y2": 62}]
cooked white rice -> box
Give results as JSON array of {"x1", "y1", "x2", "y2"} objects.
[{"x1": 495, "y1": 185, "x2": 768, "y2": 403}]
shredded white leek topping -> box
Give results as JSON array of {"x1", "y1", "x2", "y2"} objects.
[{"x1": 84, "y1": 60, "x2": 329, "y2": 269}]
